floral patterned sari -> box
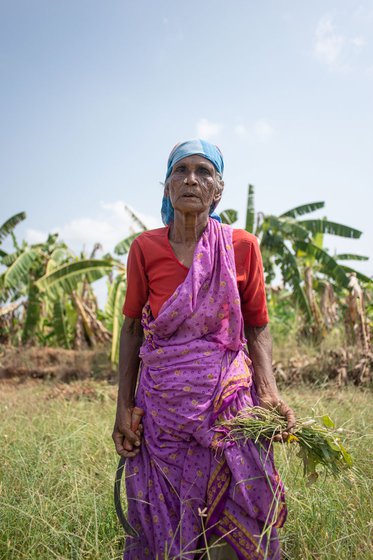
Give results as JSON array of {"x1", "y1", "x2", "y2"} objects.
[{"x1": 124, "y1": 219, "x2": 286, "y2": 560}]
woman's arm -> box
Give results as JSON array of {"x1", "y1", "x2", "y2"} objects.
[
  {"x1": 112, "y1": 316, "x2": 144, "y2": 457},
  {"x1": 245, "y1": 323, "x2": 296, "y2": 438}
]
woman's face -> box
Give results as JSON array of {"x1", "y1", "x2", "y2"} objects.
[{"x1": 166, "y1": 155, "x2": 221, "y2": 216}]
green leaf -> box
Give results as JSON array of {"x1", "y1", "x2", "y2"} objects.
[
  {"x1": 0, "y1": 212, "x2": 26, "y2": 243},
  {"x1": 335, "y1": 253, "x2": 369, "y2": 261},
  {"x1": 46, "y1": 248, "x2": 72, "y2": 274},
  {"x1": 321, "y1": 415, "x2": 335, "y2": 428},
  {"x1": 1, "y1": 251, "x2": 18, "y2": 267},
  {"x1": 245, "y1": 184, "x2": 255, "y2": 233},
  {"x1": 104, "y1": 275, "x2": 127, "y2": 365},
  {"x1": 22, "y1": 284, "x2": 41, "y2": 343},
  {"x1": 266, "y1": 215, "x2": 310, "y2": 240},
  {"x1": 52, "y1": 300, "x2": 71, "y2": 348},
  {"x1": 280, "y1": 202, "x2": 325, "y2": 219},
  {"x1": 339, "y1": 265, "x2": 372, "y2": 285},
  {"x1": 114, "y1": 232, "x2": 141, "y2": 256},
  {"x1": 36, "y1": 259, "x2": 115, "y2": 295},
  {"x1": 262, "y1": 234, "x2": 312, "y2": 321},
  {"x1": 219, "y1": 209, "x2": 238, "y2": 225},
  {"x1": 4, "y1": 249, "x2": 39, "y2": 289},
  {"x1": 299, "y1": 219, "x2": 362, "y2": 239},
  {"x1": 338, "y1": 443, "x2": 354, "y2": 467},
  {"x1": 295, "y1": 242, "x2": 349, "y2": 288}
]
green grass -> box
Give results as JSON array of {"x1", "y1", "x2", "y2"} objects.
[{"x1": 0, "y1": 380, "x2": 372, "y2": 559}]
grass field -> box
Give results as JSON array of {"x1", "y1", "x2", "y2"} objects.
[{"x1": 0, "y1": 379, "x2": 372, "y2": 560}]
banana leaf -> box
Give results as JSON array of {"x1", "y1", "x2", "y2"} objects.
[
  {"x1": 124, "y1": 205, "x2": 148, "y2": 231},
  {"x1": 266, "y1": 215, "x2": 310, "y2": 240},
  {"x1": 339, "y1": 265, "x2": 372, "y2": 284},
  {"x1": 261, "y1": 233, "x2": 312, "y2": 321},
  {"x1": 52, "y1": 299, "x2": 71, "y2": 348},
  {"x1": 299, "y1": 220, "x2": 362, "y2": 239},
  {"x1": 280, "y1": 202, "x2": 324, "y2": 219},
  {"x1": 335, "y1": 253, "x2": 369, "y2": 261},
  {"x1": 36, "y1": 259, "x2": 114, "y2": 295},
  {"x1": 114, "y1": 233, "x2": 141, "y2": 256},
  {"x1": 104, "y1": 275, "x2": 126, "y2": 365},
  {"x1": 219, "y1": 209, "x2": 238, "y2": 225},
  {"x1": 0, "y1": 212, "x2": 26, "y2": 242},
  {"x1": 245, "y1": 184, "x2": 255, "y2": 233},
  {"x1": 4, "y1": 249, "x2": 39, "y2": 289},
  {"x1": 1, "y1": 252, "x2": 18, "y2": 267},
  {"x1": 22, "y1": 283, "x2": 41, "y2": 343},
  {"x1": 295, "y1": 242, "x2": 349, "y2": 288}
]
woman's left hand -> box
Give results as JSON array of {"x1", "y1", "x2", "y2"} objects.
[{"x1": 256, "y1": 387, "x2": 296, "y2": 442}]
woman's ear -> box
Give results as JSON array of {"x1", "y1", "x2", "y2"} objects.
[{"x1": 213, "y1": 180, "x2": 224, "y2": 204}]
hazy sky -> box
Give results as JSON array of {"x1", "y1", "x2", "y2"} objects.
[{"x1": 1, "y1": 1, "x2": 372, "y2": 278}]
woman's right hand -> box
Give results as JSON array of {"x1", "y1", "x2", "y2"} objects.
[{"x1": 112, "y1": 405, "x2": 144, "y2": 458}]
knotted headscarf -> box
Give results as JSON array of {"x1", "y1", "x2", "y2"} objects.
[{"x1": 161, "y1": 139, "x2": 224, "y2": 225}]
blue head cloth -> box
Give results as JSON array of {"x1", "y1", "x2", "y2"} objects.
[{"x1": 161, "y1": 139, "x2": 224, "y2": 226}]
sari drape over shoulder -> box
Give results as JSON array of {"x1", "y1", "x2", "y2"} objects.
[{"x1": 124, "y1": 219, "x2": 286, "y2": 560}]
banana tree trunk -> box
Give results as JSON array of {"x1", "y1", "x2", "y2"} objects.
[{"x1": 304, "y1": 266, "x2": 323, "y2": 332}]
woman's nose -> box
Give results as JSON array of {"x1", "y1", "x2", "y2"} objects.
[{"x1": 184, "y1": 170, "x2": 197, "y2": 184}]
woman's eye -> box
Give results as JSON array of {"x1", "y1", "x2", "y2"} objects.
[
  {"x1": 174, "y1": 165, "x2": 185, "y2": 173},
  {"x1": 198, "y1": 167, "x2": 210, "y2": 175}
]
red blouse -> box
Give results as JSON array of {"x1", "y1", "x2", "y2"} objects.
[{"x1": 123, "y1": 226, "x2": 269, "y2": 327}]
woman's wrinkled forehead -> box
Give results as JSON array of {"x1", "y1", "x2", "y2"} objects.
[{"x1": 165, "y1": 139, "x2": 224, "y2": 180}]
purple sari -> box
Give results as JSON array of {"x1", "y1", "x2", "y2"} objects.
[{"x1": 124, "y1": 219, "x2": 286, "y2": 560}]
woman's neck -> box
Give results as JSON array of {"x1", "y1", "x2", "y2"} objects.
[{"x1": 169, "y1": 211, "x2": 209, "y2": 244}]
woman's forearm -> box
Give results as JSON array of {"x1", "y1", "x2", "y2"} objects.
[
  {"x1": 118, "y1": 317, "x2": 144, "y2": 407},
  {"x1": 244, "y1": 324, "x2": 277, "y2": 392}
]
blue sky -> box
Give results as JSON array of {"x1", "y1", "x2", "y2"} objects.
[{"x1": 1, "y1": 1, "x2": 372, "y2": 281}]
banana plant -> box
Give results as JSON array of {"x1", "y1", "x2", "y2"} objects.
[
  {"x1": 36, "y1": 257, "x2": 119, "y2": 349},
  {"x1": 220, "y1": 185, "x2": 371, "y2": 329}
]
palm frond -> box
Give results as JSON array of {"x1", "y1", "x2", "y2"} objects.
[
  {"x1": 245, "y1": 184, "x2": 255, "y2": 233},
  {"x1": 299, "y1": 220, "x2": 362, "y2": 239},
  {"x1": 0, "y1": 212, "x2": 26, "y2": 243},
  {"x1": 219, "y1": 209, "x2": 238, "y2": 225}
]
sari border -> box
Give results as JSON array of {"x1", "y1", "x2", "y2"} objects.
[{"x1": 214, "y1": 509, "x2": 266, "y2": 560}]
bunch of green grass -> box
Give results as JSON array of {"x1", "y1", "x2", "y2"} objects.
[{"x1": 222, "y1": 406, "x2": 353, "y2": 481}]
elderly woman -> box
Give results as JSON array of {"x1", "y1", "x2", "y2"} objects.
[{"x1": 113, "y1": 139, "x2": 295, "y2": 560}]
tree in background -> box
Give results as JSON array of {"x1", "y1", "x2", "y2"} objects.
[{"x1": 220, "y1": 185, "x2": 371, "y2": 339}]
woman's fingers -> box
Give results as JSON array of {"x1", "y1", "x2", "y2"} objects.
[
  {"x1": 112, "y1": 429, "x2": 141, "y2": 458},
  {"x1": 276, "y1": 400, "x2": 296, "y2": 431},
  {"x1": 285, "y1": 408, "x2": 296, "y2": 433}
]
